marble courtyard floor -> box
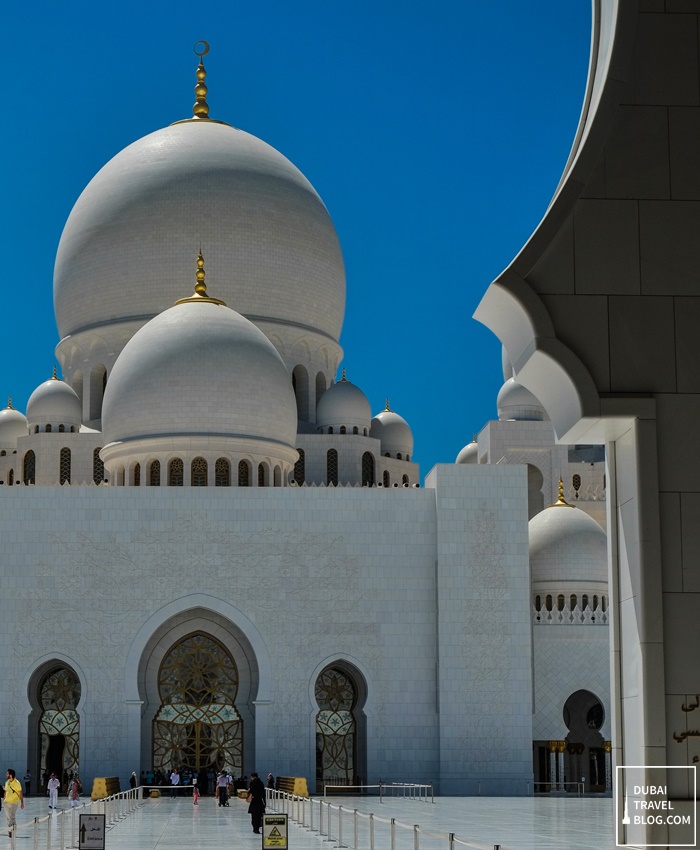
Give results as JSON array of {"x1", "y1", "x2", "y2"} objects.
[{"x1": 8, "y1": 792, "x2": 615, "y2": 850}]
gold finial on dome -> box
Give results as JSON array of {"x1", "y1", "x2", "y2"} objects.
[
  {"x1": 175, "y1": 250, "x2": 226, "y2": 306},
  {"x1": 385, "y1": 398, "x2": 392, "y2": 412},
  {"x1": 548, "y1": 477, "x2": 574, "y2": 508},
  {"x1": 171, "y1": 42, "x2": 232, "y2": 127},
  {"x1": 192, "y1": 41, "x2": 210, "y2": 120},
  {"x1": 7, "y1": 397, "x2": 12, "y2": 410},
  {"x1": 341, "y1": 368, "x2": 347, "y2": 382},
  {"x1": 52, "y1": 365, "x2": 58, "y2": 380},
  {"x1": 472, "y1": 433, "x2": 477, "y2": 443}
]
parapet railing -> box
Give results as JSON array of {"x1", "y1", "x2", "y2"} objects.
[
  {"x1": 322, "y1": 781, "x2": 434, "y2": 803},
  {"x1": 267, "y1": 787, "x2": 511, "y2": 850},
  {"x1": 10, "y1": 786, "x2": 143, "y2": 850}
]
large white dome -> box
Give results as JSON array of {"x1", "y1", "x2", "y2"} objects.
[
  {"x1": 529, "y1": 501, "x2": 607, "y2": 586},
  {"x1": 54, "y1": 121, "x2": 346, "y2": 345},
  {"x1": 497, "y1": 378, "x2": 548, "y2": 421},
  {"x1": 101, "y1": 289, "x2": 298, "y2": 459}
]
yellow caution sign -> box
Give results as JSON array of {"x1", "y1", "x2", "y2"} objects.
[{"x1": 263, "y1": 813, "x2": 288, "y2": 848}]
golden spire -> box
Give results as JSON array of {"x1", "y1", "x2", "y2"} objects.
[
  {"x1": 7, "y1": 396, "x2": 12, "y2": 410},
  {"x1": 548, "y1": 478, "x2": 574, "y2": 508},
  {"x1": 385, "y1": 398, "x2": 391, "y2": 412},
  {"x1": 171, "y1": 42, "x2": 232, "y2": 127},
  {"x1": 472, "y1": 433, "x2": 477, "y2": 443},
  {"x1": 175, "y1": 250, "x2": 226, "y2": 306},
  {"x1": 52, "y1": 365, "x2": 58, "y2": 380},
  {"x1": 341, "y1": 368, "x2": 347, "y2": 382}
]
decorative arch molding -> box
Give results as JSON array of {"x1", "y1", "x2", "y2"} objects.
[
  {"x1": 306, "y1": 653, "x2": 375, "y2": 718},
  {"x1": 124, "y1": 594, "x2": 273, "y2": 702},
  {"x1": 22, "y1": 654, "x2": 89, "y2": 718}
]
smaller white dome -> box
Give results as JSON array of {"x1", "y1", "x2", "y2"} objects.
[
  {"x1": 316, "y1": 372, "x2": 371, "y2": 432},
  {"x1": 26, "y1": 374, "x2": 82, "y2": 430},
  {"x1": 371, "y1": 402, "x2": 413, "y2": 458},
  {"x1": 456, "y1": 438, "x2": 478, "y2": 464},
  {"x1": 0, "y1": 402, "x2": 28, "y2": 447},
  {"x1": 529, "y1": 496, "x2": 607, "y2": 586},
  {"x1": 497, "y1": 378, "x2": 547, "y2": 421}
]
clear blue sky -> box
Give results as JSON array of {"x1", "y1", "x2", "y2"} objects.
[{"x1": 2, "y1": 1, "x2": 590, "y2": 477}]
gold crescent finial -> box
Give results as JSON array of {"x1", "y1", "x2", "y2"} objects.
[
  {"x1": 7, "y1": 396, "x2": 12, "y2": 410},
  {"x1": 175, "y1": 250, "x2": 226, "y2": 306},
  {"x1": 341, "y1": 368, "x2": 347, "y2": 382},
  {"x1": 385, "y1": 398, "x2": 391, "y2": 412},
  {"x1": 472, "y1": 433, "x2": 477, "y2": 443},
  {"x1": 171, "y1": 43, "x2": 232, "y2": 127},
  {"x1": 52, "y1": 365, "x2": 58, "y2": 380},
  {"x1": 548, "y1": 477, "x2": 574, "y2": 508}
]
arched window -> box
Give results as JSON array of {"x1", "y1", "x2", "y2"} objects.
[
  {"x1": 294, "y1": 449, "x2": 305, "y2": 485},
  {"x1": 93, "y1": 449, "x2": 105, "y2": 485},
  {"x1": 169, "y1": 458, "x2": 184, "y2": 486},
  {"x1": 557, "y1": 594, "x2": 565, "y2": 612},
  {"x1": 570, "y1": 594, "x2": 577, "y2": 610},
  {"x1": 328, "y1": 426, "x2": 333, "y2": 435},
  {"x1": 340, "y1": 426, "x2": 346, "y2": 435},
  {"x1": 364, "y1": 428, "x2": 368, "y2": 437},
  {"x1": 59, "y1": 448, "x2": 71, "y2": 484},
  {"x1": 34, "y1": 425, "x2": 39, "y2": 434},
  {"x1": 582, "y1": 594, "x2": 589, "y2": 610},
  {"x1": 8, "y1": 469, "x2": 14, "y2": 485},
  {"x1": 58, "y1": 424, "x2": 65, "y2": 433},
  {"x1": 292, "y1": 365, "x2": 310, "y2": 421},
  {"x1": 402, "y1": 474, "x2": 409, "y2": 486},
  {"x1": 315, "y1": 667, "x2": 358, "y2": 788},
  {"x1": 274, "y1": 466, "x2": 281, "y2": 487},
  {"x1": 361, "y1": 452, "x2": 375, "y2": 486},
  {"x1": 149, "y1": 459, "x2": 161, "y2": 487},
  {"x1": 327, "y1": 449, "x2": 338, "y2": 486},
  {"x1": 133, "y1": 463, "x2": 141, "y2": 487},
  {"x1": 406, "y1": 454, "x2": 410, "y2": 462},
  {"x1": 384, "y1": 452, "x2": 390, "y2": 458},
  {"x1": 573, "y1": 473, "x2": 581, "y2": 495},
  {"x1": 352, "y1": 426, "x2": 358, "y2": 435},
  {"x1": 238, "y1": 460, "x2": 250, "y2": 487},
  {"x1": 545, "y1": 595, "x2": 553, "y2": 612},
  {"x1": 215, "y1": 458, "x2": 230, "y2": 487},
  {"x1": 593, "y1": 595, "x2": 599, "y2": 610},
  {"x1": 191, "y1": 457, "x2": 207, "y2": 486},
  {"x1": 535, "y1": 595, "x2": 541, "y2": 611},
  {"x1": 70, "y1": 426, "x2": 75, "y2": 433},
  {"x1": 256, "y1": 463, "x2": 265, "y2": 487},
  {"x1": 383, "y1": 470, "x2": 390, "y2": 487},
  {"x1": 46, "y1": 424, "x2": 52, "y2": 433},
  {"x1": 601, "y1": 596, "x2": 607, "y2": 612},
  {"x1": 397, "y1": 453, "x2": 402, "y2": 460}
]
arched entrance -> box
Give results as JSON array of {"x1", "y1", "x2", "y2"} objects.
[
  {"x1": 32, "y1": 666, "x2": 81, "y2": 789},
  {"x1": 315, "y1": 665, "x2": 367, "y2": 792},
  {"x1": 152, "y1": 632, "x2": 242, "y2": 775},
  {"x1": 563, "y1": 689, "x2": 606, "y2": 793}
]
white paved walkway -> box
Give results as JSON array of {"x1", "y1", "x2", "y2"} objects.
[{"x1": 6, "y1": 792, "x2": 615, "y2": 850}]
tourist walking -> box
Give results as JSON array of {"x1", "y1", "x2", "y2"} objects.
[
  {"x1": 68, "y1": 775, "x2": 82, "y2": 807},
  {"x1": 23, "y1": 770, "x2": 31, "y2": 797},
  {"x1": 169, "y1": 769, "x2": 180, "y2": 798},
  {"x1": 247, "y1": 772, "x2": 266, "y2": 834},
  {"x1": 216, "y1": 771, "x2": 228, "y2": 807},
  {"x1": 4, "y1": 769, "x2": 24, "y2": 839},
  {"x1": 47, "y1": 773, "x2": 60, "y2": 809}
]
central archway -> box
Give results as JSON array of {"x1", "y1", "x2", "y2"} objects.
[{"x1": 152, "y1": 632, "x2": 243, "y2": 774}]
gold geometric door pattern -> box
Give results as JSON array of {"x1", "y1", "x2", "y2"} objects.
[
  {"x1": 152, "y1": 632, "x2": 242, "y2": 773},
  {"x1": 315, "y1": 667, "x2": 356, "y2": 786},
  {"x1": 39, "y1": 667, "x2": 80, "y2": 781}
]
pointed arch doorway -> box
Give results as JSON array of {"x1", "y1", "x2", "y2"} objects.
[{"x1": 152, "y1": 632, "x2": 243, "y2": 774}]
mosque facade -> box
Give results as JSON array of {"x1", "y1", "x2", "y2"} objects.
[{"x1": 0, "y1": 50, "x2": 610, "y2": 796}]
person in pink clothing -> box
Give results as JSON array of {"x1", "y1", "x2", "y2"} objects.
[{"x1": 192, "y1": 780, "x2": 199, "y2": 805}]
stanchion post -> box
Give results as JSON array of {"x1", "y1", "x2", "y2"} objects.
[
  {"x1": 46, "y1": 813, "x2": 52, "y2": 850},
  {"x1": 338, "y1": 805, "x2": 343, "y2": 848},
  {"x1": 354, "y1": 809, "x2": 358, "y2": 850},
  {"x1": 391, "y1": 817, "x2": 396, "y2": 850},
  {"x1": 414, "y1": 824, "x2": 420, "y2": 850},
  {"x1": 369, "y1": 812, "x2": 375, "y2": 850},
  {"x1": 319, "y1": 798, "x2": 325, "y2": 836},
  {"x1": 448, "y1": 834, "x2": 455, "y2": 850}
]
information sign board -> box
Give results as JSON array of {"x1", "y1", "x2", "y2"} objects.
[
  {"x1": 262, "y1": 813, "x2": 288, "y2": 848},
  {"x1": 79, "y1": 814, "x2": 106, "y2": 850}
]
